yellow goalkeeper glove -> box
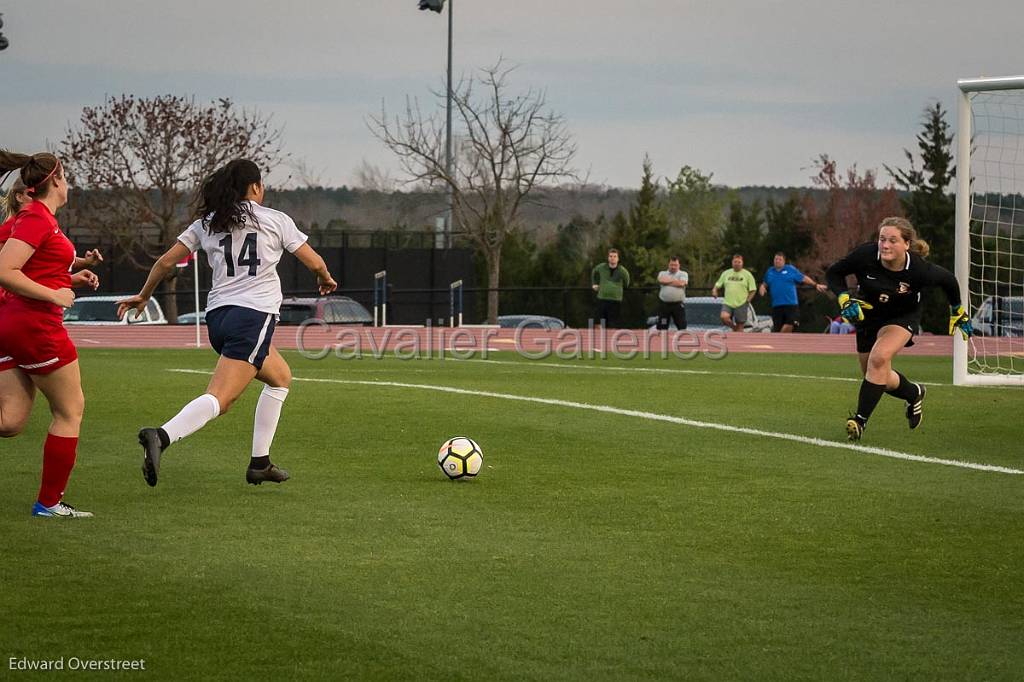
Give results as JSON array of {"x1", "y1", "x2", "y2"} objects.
[
  {"x1": 838, "y1": 292, "x2": 873, "y2": 323},
  {"x1": 949, "y1": 304, "x2": 973, "y2": 340}
]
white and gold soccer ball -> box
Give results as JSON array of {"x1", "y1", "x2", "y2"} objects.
[{"x1": 437, "y1": 436, "x2": 483, "y2": 480}]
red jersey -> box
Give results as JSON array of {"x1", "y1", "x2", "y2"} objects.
[
  {"x1": 0, "y1": 214, "x2": 13, "y2": 242},
  {"x1": 6, "y1": 202, "x2": 74, "y2": 317},
  {"x1": 0, "y1": 214, "x2": 14, "y2": 300}
]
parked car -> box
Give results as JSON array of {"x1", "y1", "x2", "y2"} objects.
[
  {"x1": 177, "y1": 311, "x2": 207, "y2": 325},
  {"x1": 278, "y1": 296, "x2": 373, "y2": 325},
  {"x1": 971, "y1": 295, "x2": 1024, "y2": 337},
  {"x1": 646, "y1": 296, "x2": 771, "y2": 333},
  {"x1": 63, "y1": 295, "x2": 167, "y2": 325},
  {"x1": 497, "y1": 315, "x2": 566, "y2": 331}
]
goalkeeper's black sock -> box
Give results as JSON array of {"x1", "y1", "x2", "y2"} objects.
[
  {"x1": 885, "y1": 372, "x2": 920, "y2": 403},
  {"x1": 855, "y1": 379, "x2": 887, "y2": 423}
]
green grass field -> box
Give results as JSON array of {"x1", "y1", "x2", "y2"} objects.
[{"x1": 2, "y1": 348, "x2": 1023, "y2": 680}]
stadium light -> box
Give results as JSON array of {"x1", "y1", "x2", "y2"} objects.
[
  {"x1": 418, "y1": 0, "x2": 445, "y2": 12},
  {"x1": 417, "y1": 0, "x2": 453, "y2": 249}
]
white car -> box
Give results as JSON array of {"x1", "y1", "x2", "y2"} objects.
[
  {"x1": 63, "y1": 295, "x2": 168, "y2": 325},
  {"x1": 646, "y1": 296, "x2": 772, "y2": 333},
  {"x1": 971, "y1": 295, "x2": 1023, "y2": 337}
]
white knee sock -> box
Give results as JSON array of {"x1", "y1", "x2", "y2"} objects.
[
  {"x1": 252, "y1": 386, "x2": 289, "y2": 459},
  {"x1": 161, "y1": 393, "x2": 221, "y2": 445}
]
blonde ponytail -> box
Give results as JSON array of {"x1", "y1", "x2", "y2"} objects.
[
  {"x1": 2, "y1": 177, "x2": 27, "y2": 220},
  {"x1": 910, "y1": 238, "x2": 930, "y2": 258}
]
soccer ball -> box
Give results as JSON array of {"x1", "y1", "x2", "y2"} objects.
[{"x1": 437, "y1": 436, "x2": 483, "y2": 480}]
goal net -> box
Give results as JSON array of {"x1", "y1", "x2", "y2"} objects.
[{"x1": 954, "y1": 76, "x2": 1024, "y2": 386}]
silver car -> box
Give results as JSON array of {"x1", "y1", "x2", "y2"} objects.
[
  {"x1": 647, "y1": 296, "x2": 771, "y2": 333},
  {"x1": 497, "y1": 315, "x2": 566, "y2": 330}
]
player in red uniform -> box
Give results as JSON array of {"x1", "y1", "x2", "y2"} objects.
[
  {"x1": 0, "y1": 150, "x2": 101, "y2": 518},
  {"x1": 1, "y1": 177, "x2": 103, "y2": 440},
  {"x1": 0, "y1": 178, "x2": 33, "y2": 427}
]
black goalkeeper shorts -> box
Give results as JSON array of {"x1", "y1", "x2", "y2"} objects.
[{"x1": 855, "y1": 313, "x2": 920, "y2": 354}]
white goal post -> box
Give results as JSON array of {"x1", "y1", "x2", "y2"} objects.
[{"x1": 954, "y1": 75, "x2": 1024, "y2": 386}]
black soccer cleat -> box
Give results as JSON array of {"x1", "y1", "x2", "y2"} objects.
[
  {"x1": 138, "y1": 428, "x2": 164, "y2": 487},
  {"x1": 906, "y1": 383, "x2": 926, "y2": 430},
  {"x1": 246, "y1": 464, "x2": 290, "y2": 486},
  {"x1": 846, "y1": 414, "x2": 866, "y2": 442}
]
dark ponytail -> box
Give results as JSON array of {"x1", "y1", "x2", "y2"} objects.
[
  {"x1": 195, "y1": 159, "x2": 262, "y2": 233},
  {"x1": 0, "y1": 149, "x2": 62, "y2": 199}
]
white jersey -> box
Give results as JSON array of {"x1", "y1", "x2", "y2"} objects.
[
  {"x1": 658, "y1": 269, "x2": 688, "y2": 303},
  {"x1": 177, "y1": 201, "x2": 308, "y2": 314}
]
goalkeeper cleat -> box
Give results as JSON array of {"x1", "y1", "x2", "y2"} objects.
[
  {"x1": 906, "y1": 383, "x2": 926, "y2": 430},
  {"x1": 846, "y1": 414, "x2": 866, "y2": 441},
  {"x1": 246, "y1": 464, "x2": 290, "y2": 486},
  {"x1": 138, "y1": 427, "x2": 164, "y2": 488},
  {"x1": 32, "y1": 500, "x2": 94, "y2": 518}
]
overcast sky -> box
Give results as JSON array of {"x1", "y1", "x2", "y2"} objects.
[{"x1": 1, "y1": 1, "x2": 1020, "y2": 189}]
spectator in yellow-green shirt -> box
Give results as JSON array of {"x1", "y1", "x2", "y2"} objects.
[{"x1": 712, "y1": 254, "x2": 757, "y2": 331}]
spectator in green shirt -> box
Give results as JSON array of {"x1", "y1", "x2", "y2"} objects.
[
  {"x1": 712, "y1": 254, "x2": 757, "y2": 331},
  {"x1": 591, "y1": 248, "x2": 630, "y2": 328}
]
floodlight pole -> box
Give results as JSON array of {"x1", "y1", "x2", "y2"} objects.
[{"x1": 444, "y1": 0, "x2": 454, "y2": 249}]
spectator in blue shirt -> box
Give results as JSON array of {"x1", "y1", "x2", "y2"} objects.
[{"x1": 758, "y1": 252, "x2": 828, "y2": 332}]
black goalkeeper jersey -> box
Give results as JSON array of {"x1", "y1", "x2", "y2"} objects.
[{"x1": 826, "y1": 242, "x2": 961, "y2": 323}]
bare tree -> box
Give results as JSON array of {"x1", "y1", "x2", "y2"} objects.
[
  {"x1": 60, "y1": 95, "x2": 285, "y2": 321},
  {"x1": 353, "y1": 159, "x2": 399, "y2": 193},
  {"x1": 802, "y1": 154, "x2": 903, "y2": 278},
  {"x1": 370, "y1": 61, "x2": 578, "y2": 322},
  {"x1": 284, "y1": 158, "x2": 324, "y2": 189}
]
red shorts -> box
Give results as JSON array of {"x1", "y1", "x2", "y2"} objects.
[
  {"x1": 0, "y1": 304, "x2": 78, "y2": 375},
  {"x1": 0, "y1": 292, "x2": 11, "y2": 372}
]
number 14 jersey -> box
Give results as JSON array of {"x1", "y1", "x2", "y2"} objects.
[{"x1": 177, "y1": 201, "x2": 308, "y2": 314}]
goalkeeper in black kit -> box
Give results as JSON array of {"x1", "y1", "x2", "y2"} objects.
[{"x1": 825, "y1": 217, "x2": 973, "y2": 441}]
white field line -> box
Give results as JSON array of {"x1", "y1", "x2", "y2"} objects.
[
  {"x1": 453, "y1": 357, "x2": 947, "y2": 386},
  {"x1": 168, "y1": 369, "x2": 1022, "y2": 475},
  {"x1": 280, "y1": 352, "x2": 1024, "y2": 390}
]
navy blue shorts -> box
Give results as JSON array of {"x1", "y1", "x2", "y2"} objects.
[{"x1": 206, "y1": 306, "x2": 278, "y2": 369}]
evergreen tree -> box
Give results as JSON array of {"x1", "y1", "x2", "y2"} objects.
[
  {"x1": 534, "y1": 215, "x2": 592, "y2": 287},
  {"x1": 608, "y1": 156, "x2": 670, "y2": 286},
  {"x1": 534, "y1": 215, "x2": 602, "y2": 326},
  {"x1": 722, "y1": 199, "x2": 766, "y2": 274},
  {"x1": 885, "y1": 103, "x2": 957, "y2": 333},
  {"x1": 764, "y1": 194, "x2": 813, "y2": 268},
  {"x1": 494, "y1": 228, "x2": 537, "y2": 287},
  {"x1": 885, "y1": 102, "x2": 956, "y2": 270},
  {"x1": 664, "y1": 165, "x2": 727, "y2": 288}
]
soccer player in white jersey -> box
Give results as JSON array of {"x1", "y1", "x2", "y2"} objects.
[{"x1": 117, "y1": 159, "x2": 337, "y2": 487}]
